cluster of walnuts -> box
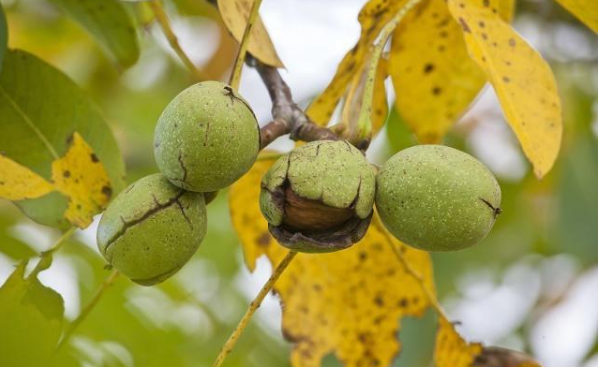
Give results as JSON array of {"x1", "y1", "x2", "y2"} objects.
[{"x1": 96, "y1": 81, "x2": 502, "y2": 286}]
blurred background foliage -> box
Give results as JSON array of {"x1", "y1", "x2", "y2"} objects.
[{"x1": 0, "y1": 0, "x2": 597, "y2": 366}]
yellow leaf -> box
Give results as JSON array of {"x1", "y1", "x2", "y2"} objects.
[
  {"x1": 389, "y1": 0, "x2": 514, "y2": 143},
  {"x1": 306, "y1": 0, "x2": 409, "y2": 126},
  {"x1": 51, "y1": 132, "x2": 112, "y2": 228},
  {"x1": 447, "y1": 0, "x2": 562, "y2": 178},
  {"x1": 217, "y1": 0, "x2": 284, "y2": 68},
  {"x1": 0, "y1": 155, "x2": 54, "y2": 201},
  {"x1": 230, "y1": 157, "x2": 434, "y2": 366},
  {"x1": 552, "y1": 0, "x2": 598, "y2": 33},
  {"x1": 229, "y1": 154, "x2": 287, "y2": 272},
  {"x1": 389, "y1": 0, "x2": 484, "y2": 143},
  {"x1": 342, "y1": 58, "x2": 389, "y2": 138},
  {"x1": 278, "y1": 219, "x2": 433, "y2": 367},
  {"x1": 435, "y1": 316, "x2": 482, "y2": 367}
]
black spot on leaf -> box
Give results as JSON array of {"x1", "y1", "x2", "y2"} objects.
[{"x1": 458, "y1": 18, "x2": 471, "y2": 33}]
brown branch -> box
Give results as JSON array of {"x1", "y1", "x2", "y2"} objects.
[{"x1": 249, "y1": 56, "x2": 340, "y2": 149}]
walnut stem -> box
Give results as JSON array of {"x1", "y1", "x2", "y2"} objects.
[
  {"x1": 373, "y1": 217, "x2": 450, "y2": 321},
  {"x1": 211, "y1": 250, "x2": 297, "y2": 367},
  {"x1": 30, "y1": 227, "x2": 76, "y2": 277},
  {"x1": 251, "y1": 57, "x2": 341, "y2": 149},
  {"x1": 56, "y1": 269, "x2": 120, "y2": 351}
]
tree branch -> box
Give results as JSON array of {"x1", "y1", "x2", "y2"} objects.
[{"x1": 250, "y1": 57, "x2": 340, "y2": 149}]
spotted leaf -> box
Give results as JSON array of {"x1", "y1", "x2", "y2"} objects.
[{"x1": 448, "y1": 0, "x2": 562, "y2": 178}]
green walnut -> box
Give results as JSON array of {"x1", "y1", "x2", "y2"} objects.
[
  {"x1": 97, "y1": 174, "x2": 207, "y2": 285},
  {"x1": 260, "y1": 140, "x2": 376, "y2": 253},
  {"x1": 375, "y1": 145, "x2": 501, "y2": 252},
  {"x1": 154, "y1": 81, "x2": 260, "y2": 192}
]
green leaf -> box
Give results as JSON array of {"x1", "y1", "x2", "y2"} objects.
[
  {"x1": 0, "y1": 3, "x2": 7, "y2": 73},
  {"x1": 0, "y1": 262, "x2": 65, "y2": 367},
  {"x1": 0, "y1": 49, "x2": 126, "y2": 228},
  {"x1": 0, "y1": 212, "x2": 37, "y2": 260},
  {"x1": 47, "y1": 0, "x2": 140, "y2": 68}
]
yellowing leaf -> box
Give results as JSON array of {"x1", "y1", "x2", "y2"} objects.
[
  {"x1": 447, "y1": 0, "x2": 562, "y2": 178},
  {"x1": 0, "y1": 132, "x2": 111, "y2": 228},
  {"x1": 47, "y1": 0, "x2": 140, "y2": 68},
  {"x1": 389, "y1": 0, "x2": 484, "y2": 143},
  {"x1": 306, "y1": 0, "x2": 409, "y2": 126},
  {"x1": 0, "y1": 50, "x2": 125, "y2": 228},
  {"x1": 435, "y1": 316, "x2": 482, "y2": 367},
  {"x1": 217, "y1": 0, "x2": 284, "y2": 68},
  {"x1": 51, "y1": 132, "x2": 112, "y2": 228},
  {"x1": 0, "y1": 155, "x2": 54, "y2": 201},
  {"x1": 230, "y1": 159, "x2": 434, "y2": 367},
  {"x1": 552, "y1": 0, "x2": 598, "y2": 33},
  {"x1": 278, "y1": 220, "x2": 432, "y2": 367},
  {"x1": 389, "y1": 0, "x2": 514, "y2": 143},
  {"x1": 230, "y1": 154, "x2": 286, "y2": 272}
]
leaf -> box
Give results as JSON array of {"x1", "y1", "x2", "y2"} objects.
[
  {"x1": 0, "y1": 49, "x2": 126, "y2": 228},
  {"x1": 389, "y1": 0, "x2": 514, "y2": 143},
  {"x1": 0, "y1": 214, "x2": 37, "y2": 260},
  {"x1": 230, "y1": 159, "x2": 434, "y2": 367},
  {"x1": 434, "y1": 316, "x2": 482, "y2": 367},
  {"x1": 47, "y1": 0, "x2": 140, "y2": 68},
  {"x1": 51, "y1": 132, "x2": 113, "y2": 228},
  {"x1": 435, "y1": 319, "x2": 543, "y2": 367},
  {"x1": 0, "y1": 3, "x2": 7, "y2": 73},
  {"x1": 0, "y1": 261, "x2": 65, "y2": 367},
  {"x1": 0, "y1": 154, "x2": 54, "y2": 201},
  {"x1": 447, "y1": 0, "x2": 562, "y2": 178},
  {"x1": 0, "y1": 133, "x2": 112, "y2": 227},
  {"x1": 306, "y1": 0, "x2": 409, "y2": 126},
  {"x1": 552, "y1": 0, "x2": 598, "y2": 33},
  {"x1": 217, "y1": 0, "x2": 284, "y2": 68}
]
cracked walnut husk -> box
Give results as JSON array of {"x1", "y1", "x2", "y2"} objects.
[{"x1": 260, "y1": 140, "x2": 376, "y2": 253}]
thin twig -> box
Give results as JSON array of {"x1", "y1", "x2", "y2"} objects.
[
  {"x1": 229, "y1": 0, "x2": 263, "y2": 90},
  {"x1": 251, "y1": 58, "x2": 341, "y2": 149},
  {"x1": 354, "y1": 0, "x2": 423, "y2": 141},
  {"x1": 211, "y1": 250, "x2": 298, "y2": 367},
  {"x1": 374, "y1": 218, "x2": 450, "y2": 321},
  {"x1": 30, "y1": 227, "x2": 76, "y2": 278},
  {"x1": 56, "y1": 269, "x2": 120, "y2": 350},
  {"x1": 149, "y1": 1, "x2": 206, "y2": 81}
]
